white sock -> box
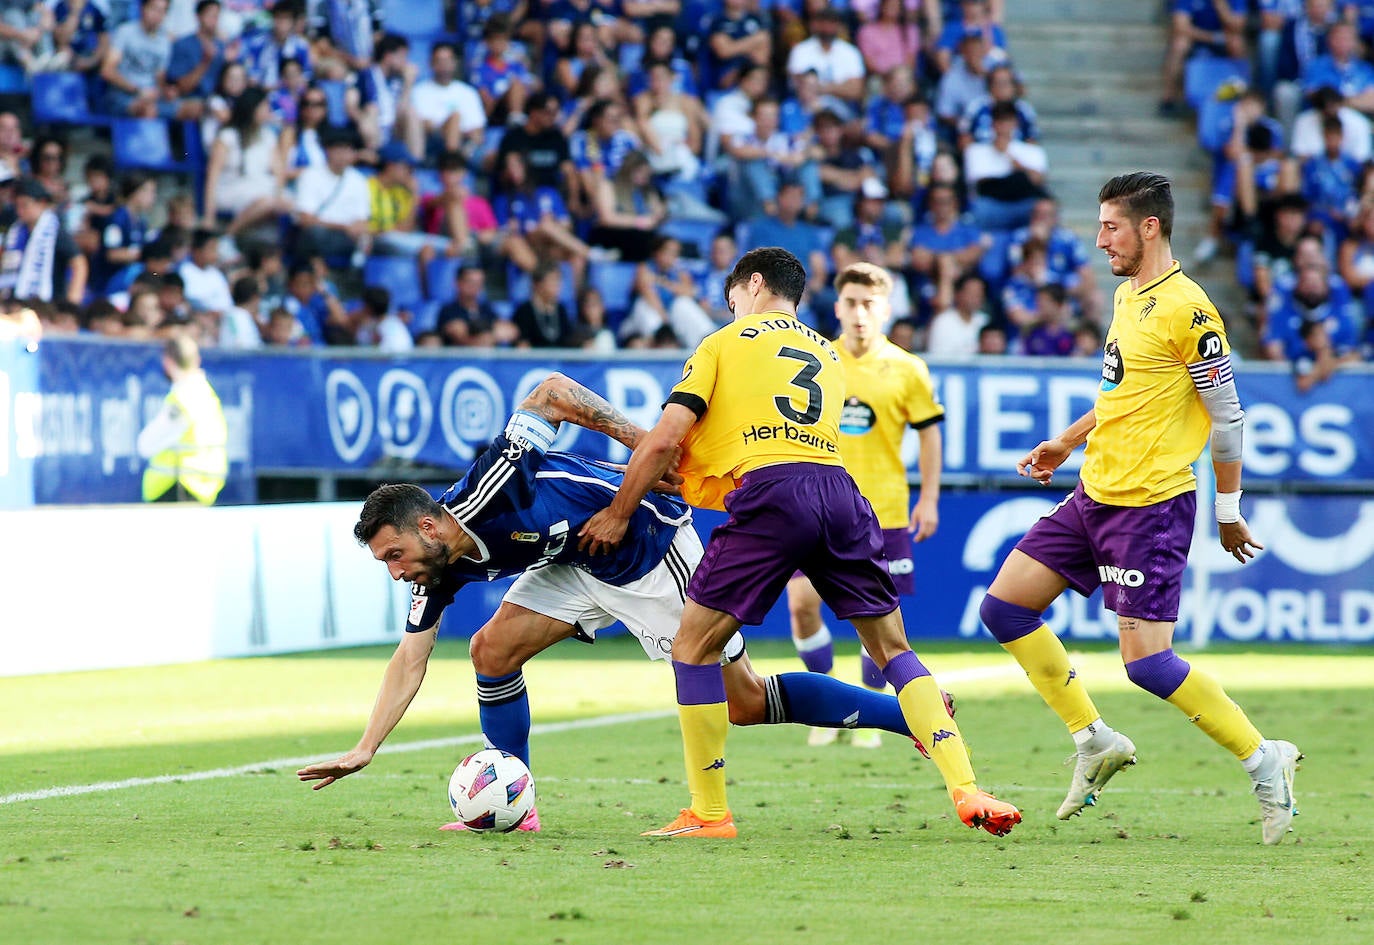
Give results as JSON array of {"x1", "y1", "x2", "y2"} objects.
[
  {"x1": 1071, "y1": 718, "x2": 1115, "y2": 752},
  {"x1": 792, "y1": 624, "x2": 832, "y2": 653},
  {"x1": 1241, "y1": 742, "x2": 1268, "y2": 775}
]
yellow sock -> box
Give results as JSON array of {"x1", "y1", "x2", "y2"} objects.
[
  {"x1": 1165, "y1": 668, "x2": 1264, "y2": 759},
  {"x1": 1003, "y1": 625, "x2": 1100, "y2": 733},
  {"x1": 897, "y1": 675, "x2": 976, "y2": 798},
  {"x1": 678, "y1": 701, "x2": 730, "y2": 821}
]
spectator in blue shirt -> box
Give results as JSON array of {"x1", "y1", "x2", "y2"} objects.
[
  {"x1": 706, "y1": 0, "x2": 771, "y2": 91},
  {"x1": 1300, "y1": 114, "x2": 1363, "y2": 239},
  {"x1": 282, "y1": 258, "x2": 350, "y2": 345},
  {"x1": 908, "y1": 181, "x2": 984, "y2": 320},
  {"x1": 52, "y1": 0, "x2": 110, "y2": 76},
  {"x1": 1007, "y1": 196, "x2": 1098, "y2": 322},
  {"x1": 1264, "y1": 260, "x2": 1361, "y2": 370},
  {"x1": 1160, "y1": 0, "x2": 1248, "y2": 115},
  {"x1": 493, "y1": 149, "x2": 594, "y2": 281},
  {"x1": 94, "y1": 172, "x2": 158, "y2": 295},
  {"x1": 242, "y1": 0, "x2": 310, "y2": 90},
  {"x1": 101, "y1": 0, "x2": 204, "y2": 120},
  {"x1": 959, "y1": 64, "x2": 1039, "y2": 148},
  {"x1": 814, "y1": 108, "x2": 881, "y2": 230},
  {"x1": 1019, "y1": 284, "x2": 1077, "y2": 357},
  {"x1": 933, "y1": 0, "x2": 1007, "y2": 74},
  {"x1": 746, "y1": 179, "x2": 832, "y2": 282},
  {"x1": 570, "y1": 98, "x2": 641, "y2": 206},
  {"x1": 1301, "y1": 20, "x2": 1374, "y2": 108},
  {"x1": 471, "y1": 14, "x2": 534, "y2": 125},
  {"x1": 168, "y1": 0, "x2": 237, "y2": 102}
]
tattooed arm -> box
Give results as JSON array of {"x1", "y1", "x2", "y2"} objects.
[{"x1": 518, "y1": 373, "x2": 645, "y2": 450}]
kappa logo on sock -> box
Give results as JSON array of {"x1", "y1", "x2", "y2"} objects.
[
  {"x1": 1066, "y1": 669, "x2": 1077, "y2": 685},
  {"x1": 1189, "y1": 714, "x2": 1202, "y2": 723},
  {"x1": 930, "y1": 729, "x2": 956, "y2": 744},
  {"x1": 701, "y1": 758, "x2": 726, "y2": 771}
]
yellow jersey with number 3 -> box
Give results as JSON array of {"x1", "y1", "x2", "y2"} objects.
[
  {"x1": 1081, "y1": 262, "x2": 1229, "y2": 507},
  {"x1": 835, "y1": 336, "x2": 944, "y2": 528},
  {"x1": 666, "y1": 311, "x2": 845, "y2": 510}
]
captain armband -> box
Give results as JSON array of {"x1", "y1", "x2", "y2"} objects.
[{"x1": 505, "y1": 411, "x2": 557, "y2": 453}]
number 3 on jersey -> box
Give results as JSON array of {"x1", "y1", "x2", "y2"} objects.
[{"x1": 774, "y1": 346, "x2": 824, "y2": 425}]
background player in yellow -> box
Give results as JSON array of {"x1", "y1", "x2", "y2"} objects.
[
  {"x1": 787, "y1": 263, "x2": 945, "y2": 750},
  {"x1": 977, "y1": 171, "x2": 1302, "y2": 844},
  {"x1": 579, "y1": 246, "x2": 1020, "y2": 839}
]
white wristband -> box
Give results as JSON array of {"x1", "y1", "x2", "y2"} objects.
[{"x1": 1215, "y1": 490, "x2": 1242, "y2": 524}]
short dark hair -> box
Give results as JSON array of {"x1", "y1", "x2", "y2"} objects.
[
  {"x1": 1097, "y1": 171, "x2": 1173, "y2": 241},
  {"x1": 160, "y1": 272, "x2": 185, "y2": 292},
  {"x1": 84, "y1": 153, "x2": 114, "y2": 177},
  {"x1": 990, "y1": 100, "x2": 1019, "y2": 123},
  {"x1": 725, "y1": 247, "x2": 807, "y2": 306},
  {"x1": 375, "y1": 32, "x2": 409, "y2": 58},
  {"x1": 190, "y1": 227, "x2": 218, "y2": 252},
  {"x1": 360, "y1": 285, "x2": 391, "y2": 315},
  {"x1": 354, "y1": 483, "x2": 443, "y2": 544},
  {"x1": 119, "y1": 171, "x2": 153, "y2": 201},
  {"x1": 141, "y1": 239, "x2": 172, "y2": 263},
  {"x1": 231, "y1": 275, "x2": 260, "y2": 306},
  {"x1": 195, "y1": 0, "x2": 220, "y2": 14}
]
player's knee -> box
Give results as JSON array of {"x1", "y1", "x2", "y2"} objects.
[{"x1": 469, "y1": 629, "x2": 520, "y2": 677}]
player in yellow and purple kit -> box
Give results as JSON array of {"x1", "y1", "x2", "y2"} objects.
[
  {"x1": 580, "y1": 246, "x2": 1020, "y2": 839},
  {"x1": 788, "y1": 262, "x2": 945, "y2": 750},
  {"x1": 978, "y1": 172, "x2": 1302, "y2": 844}
]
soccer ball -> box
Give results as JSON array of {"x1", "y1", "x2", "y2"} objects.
[{"x1": 447, "y1": 749, "x2": 536, "y2": 832}]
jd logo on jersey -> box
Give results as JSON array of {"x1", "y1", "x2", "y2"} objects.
[
  {"x1": 1198, "y1": 330, "x2": 1223, "y2": 359},
  {"x1": 1100, "y1": 340, "x2": 1124, "y2": 391}
]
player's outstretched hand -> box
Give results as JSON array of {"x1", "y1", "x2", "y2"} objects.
[
  {"x1": 578, "y1": 509, "x2": 629, "y2": 555},
  {"x1": 1017, "y1": 437, "x2": 1072, "y2": 485},
  {"x1": 1218, "y1": 517, "x2": 1264, "y2": 564},
  {"x1": 297, "y1": 749, "x2": 374, "y2": 790}
]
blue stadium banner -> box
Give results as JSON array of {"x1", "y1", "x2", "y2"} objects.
[
  {"x1": 6, "y1": 337, "x2": 256, "y2": 505},
  {"x1": 4, "y1": 338, "x2": 1374, "y2": 506}
]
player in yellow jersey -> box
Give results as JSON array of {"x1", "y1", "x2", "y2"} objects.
[
  {"x1": 978, "y1": 172, "x2": 1301, "y2": 844},
  {"x1": 579, "y1": 246, "x2": 1020, "y2": 839},
  {"x1": 787, "y1": 263, "x2": 945, "y2": 750}
]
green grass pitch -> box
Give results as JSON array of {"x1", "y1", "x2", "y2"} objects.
[{"x1": 2, "y1": 637, "x2": 1371, "y2": 945}]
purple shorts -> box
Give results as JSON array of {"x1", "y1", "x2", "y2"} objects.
[
  {"x1": 790, "y1": 528, "x2": 913, "y2": 594},
  {"x1": 1015, "y1": 482, "x2": 1195, "y2": 622},
  {"x1": 689, "y1": 463, "x2": 900, "y2": 626}
]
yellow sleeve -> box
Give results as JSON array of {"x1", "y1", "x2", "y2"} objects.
[
  {"x1": 666, "y1": 335, "x2": 720, "y2": 418},
  {"x1": 903, "y1": 356, "x2": 944, "y2": 428},
  {"x1": 1167, "y1": 298, "x2": 1228, "y2": 366}
]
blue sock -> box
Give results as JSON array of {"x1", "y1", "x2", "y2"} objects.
[
  {"x1": 476, "y1": 671, "x2": 531, "y2": 768},
  {"x1": 767, "y1": 673, "x2": 912, "y2": 736}
]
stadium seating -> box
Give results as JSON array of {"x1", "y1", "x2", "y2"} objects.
[
  {"x1": 587, "y1": 260, "x2": 639, "y2": 326},
  {"x1": 0, "y1": 63, "x2": 25, "y2": 94},
  {"x1": 112, "y1": 118, "x2": 197, "y2": 175},
  {"x1": 363, "y1": 254, "x2": 425, "y2": 310},
  {"x1": 659, "y1": 217, "x2": 722, "y2": 259},
  {"x1": 31, "y1": 72, "x2": 105, "y2": 127},
  {"x1": 317, "y1": 79, "x2": 350, "y2": 128},
  {"x1": 425, "y1": 254, "x2": 465, "y2": 304},
  {"x1": 1183, "y1": 55, "x2": 1251, "y2": 112},
  {"x1": 381, "y1": 0, "x2": 447, "y2": 39}
]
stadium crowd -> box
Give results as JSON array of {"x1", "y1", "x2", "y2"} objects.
[
  {"x1": 1174, "y1": 0, "x2": 1374, "y2": 387},
  {"x1": 0, "y1": 0, "x2": 1111, "y2": 358},
  {"x1": 2, "y1": 0, "x2": 1369, "y2": 383}
]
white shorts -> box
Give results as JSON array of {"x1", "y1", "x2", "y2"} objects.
[{"x1": 503, "y1": 526, "x2": 743, "y2": 662}]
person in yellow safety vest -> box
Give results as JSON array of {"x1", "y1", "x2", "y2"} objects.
[{"x1": 136, "y1": 333, "x2": 228, "y2": 504}]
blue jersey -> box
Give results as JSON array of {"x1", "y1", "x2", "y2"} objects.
[{"x1": 405, "y1": 420, "x2": 691, "y2": 632}]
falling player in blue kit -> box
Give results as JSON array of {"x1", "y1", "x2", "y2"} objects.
[{"x1": 298, "y1": 373, "x2": 926, "y2": 830}]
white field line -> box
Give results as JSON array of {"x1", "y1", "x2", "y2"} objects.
[{"x1": 0, "y1": 664, "x2": 1020, "y2": 806}]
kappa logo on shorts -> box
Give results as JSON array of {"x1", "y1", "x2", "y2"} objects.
[{"x1": 1098, "y1": 565, "x2": 1145, "y2": 587}]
